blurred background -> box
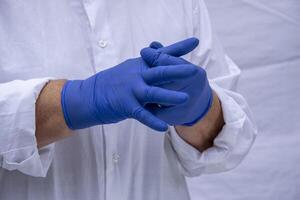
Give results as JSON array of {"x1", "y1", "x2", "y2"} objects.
[{"x1": 188, "y1": 1, "x2": 300, "y2": 199}]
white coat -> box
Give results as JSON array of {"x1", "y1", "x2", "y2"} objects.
[{"x1": 0, "y1": 0, "x2": 257, "y2": 199}]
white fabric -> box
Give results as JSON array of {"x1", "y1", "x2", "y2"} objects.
[
  {"x1": 187, "y1": 0, "x2": 300, "y2": 199},
  {"x1": 0, "y1": 0, "x2": 256, "y2": 199}
]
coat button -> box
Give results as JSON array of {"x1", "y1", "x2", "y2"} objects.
[
  {"x1": 98, "y1": 40, "x2": 108, "y2": 48},
  {"x1": 112, "y1": 153, "x2": 120, "y2": 164}
]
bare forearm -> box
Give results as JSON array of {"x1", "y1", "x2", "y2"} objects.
[
  {"x1": 175, "y1": 91, "x2": 224, "y2": 152},
  {"x1": 35, "y1": 80, "x2": 72, "y2": 148}
]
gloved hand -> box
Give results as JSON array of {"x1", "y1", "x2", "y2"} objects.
[
  {"x1": 140, "y1": 37, "x2": 213, "y2": 126},
  {"x1": 61, "y1": 40, "x2": 199, "y2": 131}
]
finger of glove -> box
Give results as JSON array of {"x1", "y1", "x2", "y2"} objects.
[
  {"x1": 150, "y1": 41, "x2": 164, "y2": 49},
  {"x1": 141, "y1": 48, "x2": 190, "y2": 67},
  {"x1": 142, "y1": 64, "x2": 197, "y2": 85},
  {"x1": 142, "y1": 86, "x2": 189, "y2": 105},
  {"x1": 157, "y1": 37, "x2": 199, "y2": 57},
  {"x1": 150, "y1": 106, "x2": 179, "y2": 126},
  {"x1": 132, "y1": 106, "x2": 168, "y2": 131}
]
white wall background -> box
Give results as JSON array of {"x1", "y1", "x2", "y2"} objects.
[{"x1": 188, "y1": 1, "x2": 300, "y2": 199}]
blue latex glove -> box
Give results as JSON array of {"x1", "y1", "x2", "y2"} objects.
[
  {"x1": 61, "y1": 40, "x2": 199, "y2": 131},
  {"x1": 140, "y1": 37, "x2": 213, "y2": 126}
]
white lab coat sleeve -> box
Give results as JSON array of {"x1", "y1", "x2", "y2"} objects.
[
  {"x1": 167, "y1": 0, "x2": 257, "y2": 177},
  {"x1": 0, "y1": 78, "x2": 55, "y2": 177}
]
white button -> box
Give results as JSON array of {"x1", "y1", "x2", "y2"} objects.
[
  {"x1": 112, "y1": 153, "x2": 120, "y2": 164},
  {"x1": 98, "y1": 40, "x2": 108, "y2": 48}
]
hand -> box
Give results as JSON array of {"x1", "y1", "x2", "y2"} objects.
[
  {"x1": 140, "y1": 37, "x2": 213, "y2": 126},
  {"x1": 61, "y1": 40, "x2": 199, "y2": 131}
]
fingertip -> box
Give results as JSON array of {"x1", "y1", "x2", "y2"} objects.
[
  {"x1": 185, "y1": 37, "x2": 199, "y2": 51},
  {"x1": 180, "y1": 92, "x2": 190, "y2": 103},
  {"x1": 149, "y1": 115, "x2": 169, "y2": 132},
  {"x1": 156, "y1": 123, "x2": 169, "y2": 132},
  {"x1": 134, "y1": 106, "x2": 169, "y2": 132},
  {"x1": 148, "y1": 118, "x2": 168, "y2": 132},
  {"x1": 150, "y1": 41, "x2": 164, "y2": 49},
  {"x1": 188, "y1": 37, "x2": 200, "y2": 47},
  {"x1": 184, "y1": 64, "x2": 198, "y2": 75},
  {"x1": 172, "y1": 92, "x2": 190, "y2": 104}
]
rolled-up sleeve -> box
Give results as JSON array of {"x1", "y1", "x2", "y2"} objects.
[
  {"x1": 168, "y1": 0, "x2": 257, "y2": 177},
  {"x1": 0, "y1": 78, "x2": 55, "y2": 177}
]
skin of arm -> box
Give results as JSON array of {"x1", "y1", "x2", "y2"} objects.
[
  {"x1": 35, "y1": 80, "x2": 71, "y2": 148},
  {"x1": 175, "y1": 91, "x2": 224, "y2": 152},
  {"x1": 36, "y1": 81, "x2": 224, "y2": 151}
]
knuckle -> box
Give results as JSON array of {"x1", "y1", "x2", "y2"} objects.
[
  {"x1": 145, "y1": 86, "x2": 154, "y2": 101},
  {"x1": 196, "y1": 67, "x2": 207, "y2": 83},
  {"x1": 189, "y1": 64, "x2": 198, "y2": 71},
  {"x1": 132, "y1": 106, "x2": 144, "y2": 118},
  {"x1": 158, "y1": 68, "x2": 167, "y2": 82},
  {"x1": 133, "y1": 85, "x2": 145, "y2": 98},
  {"x1": 199, "y1": 67, "x2": 207, "y2": 77},
  {"x1": 141, "y1": 69, "x2": 148, "y2": 80}
]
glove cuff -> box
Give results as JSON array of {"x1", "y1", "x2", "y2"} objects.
[
  {"x1": 182, "y1": 82, "x2": 213, "y2": 126},
  {"x1": 61, "y1": 80, "x2": 99, "y2": 130},
  {"x1": 61, "y1": 80, "x2": 75, "y2": 129}
]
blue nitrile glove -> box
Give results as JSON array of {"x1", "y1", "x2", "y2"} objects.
[
  {"x1": 140, "y1": 37, "x2": 213, "y2": 126},
  {"x1": 61, "y1": 40, "x2": 199, "y2": 131}
]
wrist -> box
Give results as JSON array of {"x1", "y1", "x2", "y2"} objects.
[{"x1": 61, "y1": 79, "x2": 99, "y2": 129}]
